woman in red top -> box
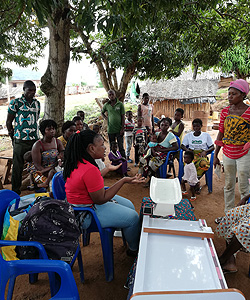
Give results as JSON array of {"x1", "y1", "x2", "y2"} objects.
[
  {"x1": 63, "y1": 130, "x2": 145, "y2": 255},
  {"x1": 214, "y1": 79, "x2": 250, "y2": 220}
]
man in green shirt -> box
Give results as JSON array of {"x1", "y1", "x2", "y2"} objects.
[
  {"x1": 101, "y1": 90, "x2": 125, "y2": 158},
  {"x1": 6, "y1": 80, "x2": 40, "y2": 194}
]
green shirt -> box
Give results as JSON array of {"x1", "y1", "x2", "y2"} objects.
[
  {"x1": 102, "y1": 99, "x2": 125, "y2": 134},
  {"x1": 8, "y1": 95, "x2": 40, "y2": 141}
]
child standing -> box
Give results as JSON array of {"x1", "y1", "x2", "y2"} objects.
[
  {"x1": 181, "y1": 150, "x2": 200, "y2": 201},
  {"x1": 170, "y1": 108, "x2": 185, "y2": 143},
  {"x1": 124, "y1": 110, "x2": 135, "y2": 163},
  {"x1": 132, "y1": 117, "x2": 147, "y2": 167},
  {"x1": 108, "y1": 141, "x2": 129, "y2": 177}
]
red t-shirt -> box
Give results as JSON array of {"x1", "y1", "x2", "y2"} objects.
[
  {"x1": 65, "y1": 159, "x2": 104, "y2": 205},
  {"x1": 219, "y1": 106, "x2": 250, "y2": 159}
]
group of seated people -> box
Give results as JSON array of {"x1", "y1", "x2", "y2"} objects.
[{"x1": 21, "y1": 81, "x2": 250, "y2": 276}]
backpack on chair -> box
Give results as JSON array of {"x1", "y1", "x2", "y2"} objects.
[{"x1": 17, "y1": 197, "x2": 80, "y2": 264}]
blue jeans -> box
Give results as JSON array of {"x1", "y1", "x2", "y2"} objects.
[
  {"x1": 95, "y1": 195, "x2": 140, "y2": 251},
  {"x1": 125, "y1": 136, "x2": 133, "y2": 158}
]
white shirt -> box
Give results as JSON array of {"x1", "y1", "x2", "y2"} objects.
[
  {"x1": 182, "y1": 132, "x2": 213, "y2": 151},
  {"x1": 182, "y1": 162, "x2": 199, "y2": 186}
]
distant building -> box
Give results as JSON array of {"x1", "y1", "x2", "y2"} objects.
[{"x1": 9, "y1": 79, "x2": 41, "y2": 89}]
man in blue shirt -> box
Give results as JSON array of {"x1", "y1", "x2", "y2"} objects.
[{"x1": 6, "y1": 80, "x2": 40, "y2": 194}]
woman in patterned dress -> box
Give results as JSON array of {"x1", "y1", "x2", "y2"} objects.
[{"x1": 216, "y1": 193, "x2": 250, "y2": 273}]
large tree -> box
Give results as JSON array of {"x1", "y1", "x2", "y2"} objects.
[{"x1": 0, "y1": 0, "x2": 53, "y2": 81}]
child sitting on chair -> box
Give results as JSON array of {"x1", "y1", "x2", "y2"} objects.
[
  {"x1": 181, "y1": 150, "x2": 200, "y2": 202},
  {"x1": 108, "y1": 141, "x2": 129, "y2": 177},
  {"x1": 24, "y1": 151, "x2": 59, "y2": 190}
]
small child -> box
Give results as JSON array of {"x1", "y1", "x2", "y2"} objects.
[
  {"x1": 181, "y1": 150, "x2": 200, "y2": 202},
  {"x1": 24, "y1": 151, "x2": 56, "y2": 190},
  {"x1": 92, "y1": 124, "x2": 100, "y2": 134},
  {"x1": 77, "y1": 110, "x2": 89, "y2": 130},
  {"x1": 170, "y1": 108, "x2": 185, "y2": 142},
  {"x1": 124, "y1": 110, "x2": 135, "y2": 163},
  {"x1": 143, "y1": 133, "x2": 158, "y2": 159},
  {"x1": 108, "y1": 141, "x2": 128, "y2": 177},
  {"x1": 132, "y1": 117, "x2": 147, "y2": 167}
]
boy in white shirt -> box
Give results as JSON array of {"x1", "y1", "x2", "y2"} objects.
[
  {"x1": 124, "y1": 110, "x2": 135, "y2": 163},
  {"x1": 181, "y1": 150, "x2": 200, "y2": 201}
]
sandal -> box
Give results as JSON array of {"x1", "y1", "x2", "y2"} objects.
[
  {"x1": 222, "y1": 268, "x2": 238, "y2": 274},
  {"x1": 182, "y1": 191, "x2": 188, "y2": 195},
  {"x1": 190, "y1": 196, "x2": 196, "y2": 201},
  {"x1": 215, "y1": 217, "x2": 223, "y2": 224}
]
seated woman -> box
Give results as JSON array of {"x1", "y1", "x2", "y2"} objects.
[
  {"x1": 58, "y1": 120, "x2": 76, "y2": 148},
  {"x1": 139, "y1": 117, "x2": 179, "y2": 186},
  {"x1": 63, "y1": 130, "x2": 145, "y2": 256},
  {"x1": 181, "y1": 118, "x2": 214, "y2": 178},
  {"x1": 72, "y1": 116, "x2": 84, "y2": 131},
  {"x1": 216, "y1": 193, "x2": 250, "y2": 273},
  {"x1": 31, "y1": 119, "x2": 64, "y2": 188}
]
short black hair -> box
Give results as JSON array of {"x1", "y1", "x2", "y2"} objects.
[
  {"x1": 39, "y1": 119, "x2": 57, "y2": 135},
  {"x1": 23, "y1": 80, "x2": 36, "y2": 90},
  {"x1": 126, "y1": 110, "x2": 132, "y2": 116},
  {"x1": 184, "y1": 150, "x2": 194, "y2": 161},
  {"x1": 175, "y1": 108, "x2": 184, "y2": 117},
  {"x1": 62, "y1": 121, "x2": 76, "y2": 133},
  {"x1": 160, "y1": 117, "x2": 172, "y2": 126},
  {"x1": 111, "y1": 141, "x2": 118, "y2": 146},
  {"x1": 192, "y1": 118, "x2": 203, "y2": 126},
  {"x1": 23, "y1": 151, "x2": 32, "y2": 162},
  {"x1": 72, "y1": 116, "x2": 82, "y2": 123},
  {"x1": 142, "y1": 93, "x2": 149, "y2": 98}
]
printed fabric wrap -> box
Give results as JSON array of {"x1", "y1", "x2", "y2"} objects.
[
  {"x1": 193, "y1": 150, "x2": 210, "y2": 178},
  {"x1": 223, "y1": 115, "x2": 250, "y2": 145}
]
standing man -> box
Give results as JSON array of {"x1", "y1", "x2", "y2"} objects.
[
  {"x1": 138, "y1": 93, "x2": 154, "y2": 135},
  {"x1": 101, "y1": 89, "x2": 126, "y2": 158},
  {"x1": 6, "y1": 80, "x2": 40, "y2": 195}
]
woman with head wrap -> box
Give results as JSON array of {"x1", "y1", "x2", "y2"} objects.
[{"x1": 214, "y1": 79, "x2": 250, "y2": 223}]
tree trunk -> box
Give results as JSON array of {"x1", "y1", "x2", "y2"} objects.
[
  {"x1": 40, "y1": 5, "x2": 70, "y2": 132},
  {"x1": 193, "y1": 59, "x2": 198, "y2": 80}
]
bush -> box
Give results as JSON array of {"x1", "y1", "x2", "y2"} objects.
[{"x1": 65, "y1": 100, "x2": 101, "y2": 122}]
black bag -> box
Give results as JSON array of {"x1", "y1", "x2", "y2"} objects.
[{"x1": 17, "y1": 197, "x2": 80, "y2": 263}]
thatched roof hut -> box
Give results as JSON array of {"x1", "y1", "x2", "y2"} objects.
[{"x1": 140, "y1": 79, "x2": 218, "y2": 120}]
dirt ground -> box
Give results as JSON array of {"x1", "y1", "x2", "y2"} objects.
[{"x1": 1, "y1": 126, "x2": 250, "y2": 300}]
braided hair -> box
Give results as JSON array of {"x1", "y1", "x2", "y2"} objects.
[{"x1": 63, "y1": 129, "x2": 99, "y2": 180}]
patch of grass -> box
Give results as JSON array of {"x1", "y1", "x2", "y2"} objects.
[
  {"x1": 0, "y1": 136, "x2": 12, "y2": 152},
  {"x1": 65, "y1": 100, "x2": 138, "y2": 123},
  {"x1": 216, "y1": 88, "x2": 228, "y2": 96},
  {"x1": 65, "y1": 100, "x2": 101, "y2": 122}
]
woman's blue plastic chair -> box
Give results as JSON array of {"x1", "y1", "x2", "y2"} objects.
[
  {"x1": 52, "y1": 171, "x2": 115, "y2": 282},
  {"x1": 178, "y1": 149, "x2": 214, "y2": 193},
  {"x1": 158, "y1": 136, "x2": 181, "y2": 178},
  {"x1": 0, "y1": 189, "x2": 79, "y2": 299}
]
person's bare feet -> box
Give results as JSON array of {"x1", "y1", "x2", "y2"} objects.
[{"x1": 221, "y1": 255, "x2": 237, "y2": 273}]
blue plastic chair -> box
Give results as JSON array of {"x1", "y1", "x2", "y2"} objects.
[
  {"x1": 178, "y1": 149, "x2": 214, "y2": 193},
  {"x1": 52, "y1": 171, "x2": 115, "y2": 282},
  {"x1": 0, "y1": 189, "x2": 79, "y2": 299},
  {"x1": 0, "y1": 241, "x2": 79, "y2": 300},
  {"x1": 158, "y1": 136, "x2": 181, "y2": 178}
]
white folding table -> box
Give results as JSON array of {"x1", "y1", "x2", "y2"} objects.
[{"x1": 130, "y1": 216, "x2": 245, "y2": 300}]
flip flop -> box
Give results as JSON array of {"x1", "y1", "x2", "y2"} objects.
[
  {"x1": 215, "y1": 217, "x2": 223, "y2": 224},
  {"x1": 222, "y1": 268, "x2": 238, "y2": 274},
  {"x1": 190, "y1": 196, "x2": 196, "y2": 201},
  {"x1": 182, "y1": 191, "x2": 188, "y2": 195}
]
